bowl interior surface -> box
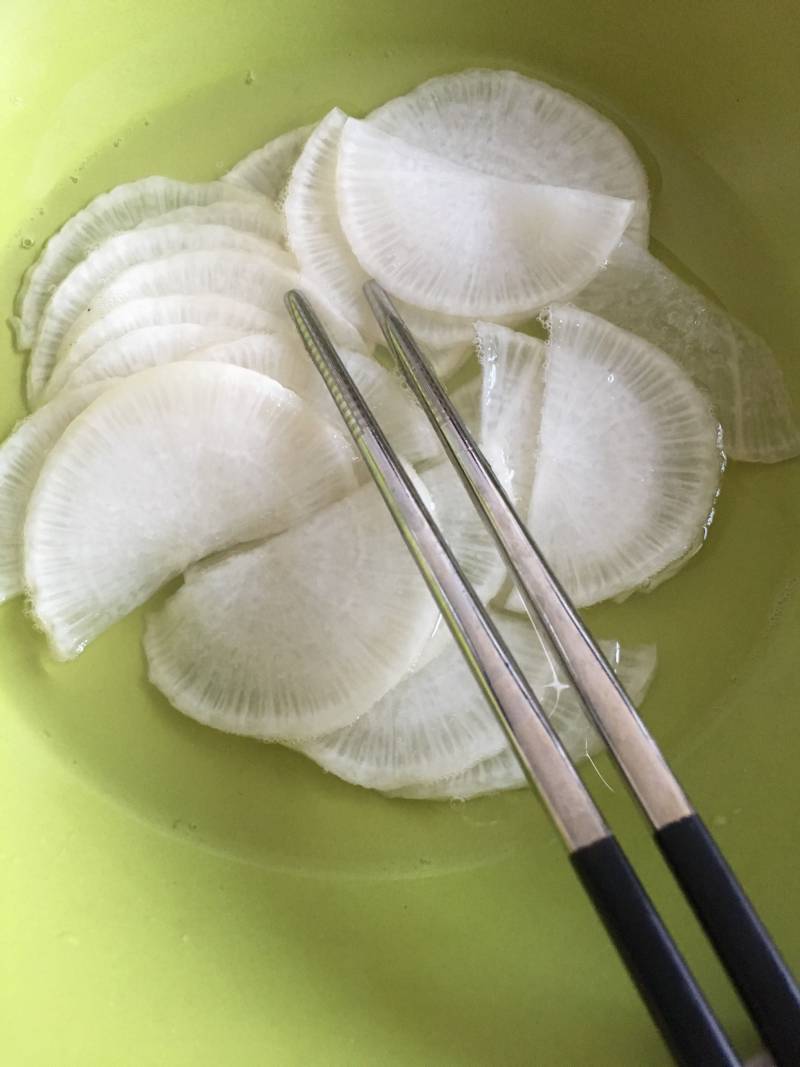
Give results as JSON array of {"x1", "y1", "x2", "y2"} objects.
[{"x1": 1, "y1": 1, "x2": 799, "y2": 1063}]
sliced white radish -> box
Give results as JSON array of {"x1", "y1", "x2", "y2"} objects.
[
  {"x1": 393, "y1": 639, "x2": 657, "y2": 800},
  {"x1": 300, "y1": 613, "x2": 656, "y2": 792},
  {"x1": 24, "y1": 362, "x2": 359, "y2": 659},
  {"x1": 43, "y1": 295, "x2": 286, "y2": 404},
  {"x1": 308, "y1": 348, "x2": 440, "y2": 463},
  {"x1": 337, "y1": 119, "x2": 634, "y2": 318},
  {"x1": 55, "y1": 323, "x2": 250, "y2": 393},
  {"x1": 421, "y1": 461, "x2": 504, "y2": 602},
  {"x1": 57, "y1": 330, "x2": 439, "y2": 465},
  {"x1": 15, "y1": 177, "x2": 257, "y2": 350},
  {"x1": 189, "y1": 338, "x2": 440, "y2": 464},
  {"x1": 28, "y1": 224, "x2": 292, "y2": 404},
  {"x1": 392, "y1": 747, "x2": 524, "y2": 801},
  {"x1": 144, "y1": 477, "x2": 440, "y2": 741},
  {"x1": 284, "y1": 109, "x2": 480, "y2": 355},
  {"x1": 68, "y1": 249, "x2": 364, "y2": 354},
  {"x1": 523, "y1": 306, "x2": 723, "y2": 607},
  {"x1": 136, "y1": 199, "x2": 284, "y2": 244},
  {"x1": 0, "y1": 381, "x2": 114, "y2": 601},
  {"x1": 475, "y1": 321, "x2": 547, "y2": 509},
  {"x1": 449, "y1": 376, "x2": 481, "y2": 438},
  {"x1": 223, "y1": 124, "x2": 315, "y2": 200},
  {"x1": 368, "y1": 69, "x2": 649, "y2": 243},
  {"x1": 574, "y1": 239, "x2": 800, "y2": 463}
]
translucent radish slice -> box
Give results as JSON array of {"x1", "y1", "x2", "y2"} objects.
[
  {"x1": 392, "y1": 639, "x2": 657, "y2": 800},
  {"x1": 199, "y1": 339, "x2": 440, "y2": 464},
  {"x1": 74, "y1": 249, "x2": 364, "y2": 354},
  {"x1": 368, "y1": 69, "x2": 650, "y2": 244},
  {"x1": 300, "y1": 612, "x2": 656, "y2": 792},
  {"x1": 337, "y1": 120, "x2": 634, "y2": 318},
  {"x1": 60, "y1": 329, "x2": 439, "y2": 465},
  {"x1": 43, "y1": 295, "x2": 285, "y2": 404},
  {"x1": 0, "y1": 381, "x2": 114, "y2": 601},
  {"x1": 449, "y1": 376, "x2": 481, "y2": 438},
  {"x1": 56, "y1": 324, "x2": 249, "y2": 393},
  {"x1": 15, "y1": 177, "x2": 257, "y2": 350},
  {"x1": 136, "y1": 199, "x2": 284, "y2": 244},
  {"x1": 525, "y1": 307, "x2": 723, "y2": 607},
  {"x1": 223, "y1": 124, "x2": 315, "y2": 200},
  {"x1": 574, "y1": 239, "x2": 800, "y2": 463},
  {"x1": 475, "y1": 322, "x2": 547, "y2": 509},
  {"x1": 393, "y1": 747, "x2": 523, "y2": 801},
  {"x1": 284, "y1": 109, "x2": 480, "y2": 352},
  {"x1": 144, "y1": 477, "x2": 440, "y2": 742},
  {"x1": 421, "y1": 461, "x2": 505, "y2": 602},
  {"x1": 28, "y1": 224, "x2": 291, "y2": 404},
  {"x1": 309, "y1": 348, "x2": 440, "y2": 464},
  {"x1": 24, "y1": 363, "x2": 359, "y2": 659}
]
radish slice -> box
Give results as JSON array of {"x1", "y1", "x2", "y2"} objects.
[
  {"x1": 337, "y1": 119, "x2": 634, "y2": 318},
  {"x1": 210, "y1": 339, "x2": 440, "y2": 463},
  {"x1": 144, "y1": 478, "x2": 440, "y2": 741},
  {"x1": 15, "y1": 177, "x2": 257, "y2": 350},
  {"x1": 421, "y1": 461, "x2": 504, "y2": 603},
  {"x1": 0, "y1": 381, "x2": 113, "y2": 601},
  {"x1": 55, "y1": 323, "x2": 250, "y2": 393},
  {"x1": 475, "y1": 321, "x2": 547, "y2": 509},
  {"x1": 285, "y1": 109, "x2": 480, "y2": 355},
  {"x1": 300, "y1": 613, "x2": 656, "y2": 791},
  {"x1": 183, "y1": 338, "x2": 438, "y2": 462},
  {"x1": 136, "y1": 199, "x2": 284, "y2": 244},
  {"x1": 392, "y1": 639, "x2": 657, "y2": 800},
  {"x1": 28, "y1": 224, "x2": 292, "y2": 404},
  {"x1": 392, "y1": 747, "x2": 525, "y2": 801},
  {"x1": 24, "y1": 362, "x2": 359, "y2": 658},
  {"x1": 57, "y1": 330, "x2": 440, "y2": 465},
  {"x1": 223, "y1": 124, "x2": 315, "y2": 200},
  {"x1": 71, "y1": 249, "x2": 364, "y2": 354},
  {"x1": 43, "y1": 295, "x2": 285, "y2": 404},
  {"x1": 449, "y1": 376, "x2": 481, "y2": 437},
  {"x1": 368, "y1": 69, "x2": 649, "y2": 244},
  {"x1": 525, "y1": 306, "x2": 723, "y2": 607},
  {"x1": 574, "y1": 239, "x2": 800, "y2": 463}
]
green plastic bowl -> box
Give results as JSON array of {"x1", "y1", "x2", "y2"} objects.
[{"x1": 1, "y1": 2, "x2": 798, "y2": 1063}]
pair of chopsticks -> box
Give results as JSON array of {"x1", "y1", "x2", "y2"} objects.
[{"x1": 285, "y1": 282, "x2": 800, "y2": 1067}]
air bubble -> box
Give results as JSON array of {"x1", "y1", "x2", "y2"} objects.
[{"x1": 19, "y1": 236, "x2": 35, "y2": 250}]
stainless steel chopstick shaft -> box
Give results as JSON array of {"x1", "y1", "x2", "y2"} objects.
[
  {"x1": 285, "y1": 288, "x2": 740, "y2": 1067},
  {"x1": 365, "y1": 280, "x2": 800, "y2": 1067}
]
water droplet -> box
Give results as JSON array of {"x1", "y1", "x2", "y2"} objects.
[
  {"x1": 244, "y1": 70, "x2": 256, "y2": 85},
  {"x1": 19, "y1": 235, "x2": 34, "y2": 249}
]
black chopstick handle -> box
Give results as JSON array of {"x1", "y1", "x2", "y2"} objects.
[
  {"x1": 656, "y1": 813, "x2": 800, "y2": 1066},
  {"x1": 571, "y1": 834, "x2": 740, "y2": 1066}
]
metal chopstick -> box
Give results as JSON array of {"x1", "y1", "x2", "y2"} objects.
[
  {"x1": 363, "y1": 280, "x2": 800, "y2": 1067},
  {"x1": 285, "y1": 287, "x2": 740, "y2": 1067}
]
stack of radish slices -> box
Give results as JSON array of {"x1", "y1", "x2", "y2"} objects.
[{"x1": 3, "y1": 69, "x2": 796, "y2": 800}]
